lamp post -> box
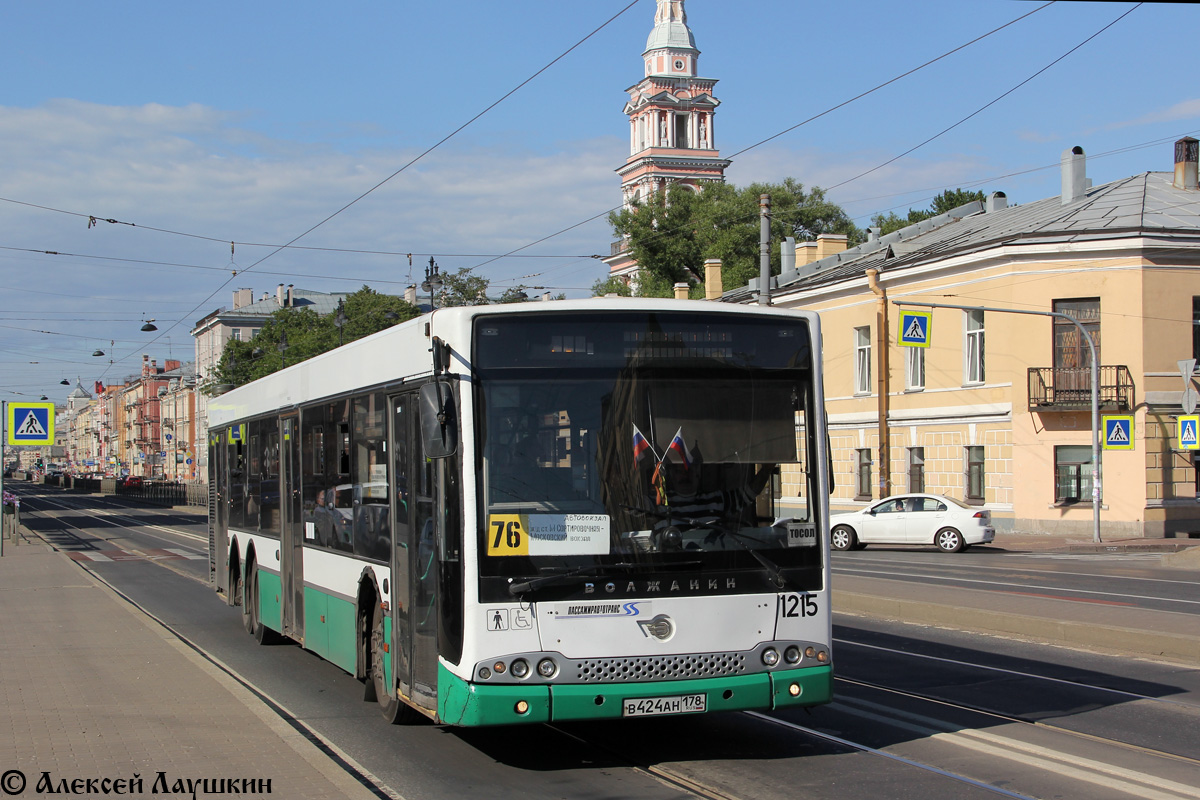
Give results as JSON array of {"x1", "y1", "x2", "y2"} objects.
[
  {"x1": 334, "y1": 300, "x2": 347, "y2": 346},
  {"x1": 278, "y1": 331, "x2": 289, "y2": 367},
  {"x1": 422, "y1": 257, "x2": 443, "y2": 311}
]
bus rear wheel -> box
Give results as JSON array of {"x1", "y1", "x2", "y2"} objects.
[{"x1": 242, "y1": 562, "x2": 280, "y2": 644}]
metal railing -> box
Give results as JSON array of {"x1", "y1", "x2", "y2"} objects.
[{"x1": 1027, "y1": 365, "x2": 1134, "y2": 411}]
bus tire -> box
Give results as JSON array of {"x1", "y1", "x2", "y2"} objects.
[
  {"x1": 369, "y1": 601, "x2": 422, "y2": 724},
  {"x1": 243, "y1": 559, "x2": 281, "y2": 644}
]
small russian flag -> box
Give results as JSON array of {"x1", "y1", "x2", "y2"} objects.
[
  {"x1": 665, "y1": 427, "x2": 691, "y2": 470},
  {"x1": 633, "y1": 425, "x2": 652, "y2": 463}
]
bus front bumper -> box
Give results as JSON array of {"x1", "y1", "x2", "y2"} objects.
[{"x1": 437, "y1": 663, "x2": 833, "y2": 727}]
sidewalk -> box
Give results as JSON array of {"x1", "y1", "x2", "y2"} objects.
[{"x1": 0, "y1": 528, "x2": 387, "y2": 800}]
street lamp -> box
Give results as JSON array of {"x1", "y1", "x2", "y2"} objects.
[
  {"x1": 334, "y1": 299, "x2": 347, "y2": 346},
  {"x1": 422, "y1": 257, "x2": 443, "y2": 311},
  {"x1": 278, "y1": 330, "x2": 289, "y2": 367},
  {"x1": 141, "y1": 318, "x2": 158, "y2": 332}
]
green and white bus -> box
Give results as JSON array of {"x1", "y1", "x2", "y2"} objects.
[{"x1": 207, "y1": 299, "x2": 833, "y2": 726}]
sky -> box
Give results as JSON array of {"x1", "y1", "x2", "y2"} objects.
[{"x1": 2, "y1": 0, "x2": 1197, "y2": 405}]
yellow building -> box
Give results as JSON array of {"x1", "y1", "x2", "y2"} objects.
[{"x1": 730, "y1": 140, "x2": 1200, "y2": 539}]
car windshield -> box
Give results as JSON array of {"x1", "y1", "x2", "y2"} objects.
[{"x1": 474, "y1": 311, "x2": 824, "y2": 598}]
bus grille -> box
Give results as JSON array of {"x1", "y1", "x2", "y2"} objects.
[{"x1": 569, "y1": 653, "x2": 748, "y2": 683}]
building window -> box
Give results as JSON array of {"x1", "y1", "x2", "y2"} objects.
[
  {"x1": 906, "y1": 346, "x2": 925, "y2": 391},
  {"x1": 908, "y1": 447, "x2": 925, "y2": 493},
  {"x1": 966, "y1": 446, "x2": 985, "y2": 503},
  {"x1": 231, "y1": 329, "x2": 242, "y2": 342},
  {"x1": 1193, "y1": 297, "x2": 1200, "y2": 362},
  {"x1": 1054, "y1": 445, "x2": 1095, "y2": 504},
  {"x1": 964, "y1": 309, "x2": 985, "y2": 384},
  {"x1": 855, "y1": 326, "x2": 872, "y2": 394},
  {"x1": 1053, "y1": 299, "x2": 1100, "y2": 369},
  {"x1": 855, "y1": 448, "x2": 873, "y2": 500}
]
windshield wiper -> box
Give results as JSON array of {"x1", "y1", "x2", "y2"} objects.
[
  {"x1": 689, "y1": 517, "x2": 792, "y2": 590},
  {"x1": 507, "y1": 563, "x2": 638, "y2": 596}
]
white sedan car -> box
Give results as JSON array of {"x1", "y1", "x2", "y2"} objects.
[{"x1": 831, "y1": 493, "x2": 995, "y2": 553}]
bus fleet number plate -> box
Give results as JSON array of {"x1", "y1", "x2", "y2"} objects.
[{"x1": 622, "y1": 693, "x2": 706, "y2": 717}]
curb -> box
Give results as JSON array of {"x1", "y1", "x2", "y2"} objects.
[{"x1": 833, "y1": 590, "x2": 1200, "y2": 665}]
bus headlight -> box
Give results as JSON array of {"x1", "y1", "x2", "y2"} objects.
[
  {"x1": 510, "y1": 658, "x2": 530, "y2": 679},
  {"x1": 762, "y1": 648, "x2": 780, "y2": 667},
  {"x1": 537, "y1": 658, "x2": 558, "y2": 678},
  {"x1": 784, "y1": 646, "x2": 801, "y2": 665}
]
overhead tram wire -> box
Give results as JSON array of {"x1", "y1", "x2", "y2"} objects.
[
  {"x1": 532, "y1": 1, "x2": 1142, "y2": 276},
  {"x1": 841, "y1": 128, "x2": 1200, "y2": 223},
  {"x1": 824, "y1": 2, "x2": 1143, "y2": 193},
  {"x1": 458, "y1": 1, "x2": 1063, "y2": 282},
  {"x1": 0, "y1": 0, "x2": 1052, "y2": 287},
  {"x1": 118, "y1": 0, "x2": 642, "y2": 364}
]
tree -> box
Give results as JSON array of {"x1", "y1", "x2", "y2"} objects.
[
  {"x1": 204, "y1": 285, "x2": 419, "y2": 393},
  {"x1": 437, "y1": 267, "x2": 491, "y2": 307},
  {"x1": 870, "y1": 188, "x2": 987, "y2": 236},
  {"x1": 606, "y1": 178, "x2": 862, "y2": 297},
  {"x1": 590, "y1": 275, "x2": 632, "y2": 297}
]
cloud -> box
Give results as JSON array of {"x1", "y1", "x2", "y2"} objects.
[
  {"x1": 0, "y1": 100, "x2": 625, "y2": 394},
  {"x1": 1107, "y1": 99, "x2": 1200, "y2": 130}
]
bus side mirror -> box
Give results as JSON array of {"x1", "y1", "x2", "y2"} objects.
[{"x1": 419, "y1": 381, "x2": 457, "y2": 458}]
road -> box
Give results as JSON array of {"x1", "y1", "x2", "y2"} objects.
[{"x1": 9, "y1": 483, "x2": 1200, "y2": 800}]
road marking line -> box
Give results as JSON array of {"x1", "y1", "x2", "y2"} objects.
[{"x1": 834, "y1": 696, "x2": 1200, "y2": 800}]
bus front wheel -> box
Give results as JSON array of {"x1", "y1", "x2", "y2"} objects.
[{"x1": 368, "y1": 602, "x2": 422, "y2": 724}]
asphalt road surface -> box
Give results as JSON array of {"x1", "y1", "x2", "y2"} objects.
[{"x1": 11, "y1": 484, "x2": 1200, "y2": 800}]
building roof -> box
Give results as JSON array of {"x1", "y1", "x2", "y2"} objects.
[
  {"x1": 645, "y1": 1, "x2": 697, "y2": 54},
  {"x1": 728, "y1": 169, "x2": 1200, "y2": 302}
]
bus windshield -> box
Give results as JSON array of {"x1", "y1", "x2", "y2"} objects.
[{"x1": 474, "y1": 311, "x2": 822, "y2": 598}]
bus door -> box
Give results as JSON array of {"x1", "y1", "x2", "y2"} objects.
[
  {"x1": 211, "y1": 433, "x2": 229, "y2": 598},
  {"x1": 388, "y1": 395, "x2": 415, "y2": 706},
  {"x1": 389, "y1": 392, "x2": 439, "y2": 714},
  {"x1": 410, "y1": 411, "x2": 440, "y2": 712},
  {"x1": 279, "y1": 414, "x2": 304, "y2": 639}
]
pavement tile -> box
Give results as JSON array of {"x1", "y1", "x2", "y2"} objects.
[{"x1": 0, "y1": 537, "x2": 385, "y2": 800}]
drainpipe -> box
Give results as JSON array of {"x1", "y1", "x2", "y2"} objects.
[{"x1": 866, "y1": 268, "x2": 891, "y2": 498}]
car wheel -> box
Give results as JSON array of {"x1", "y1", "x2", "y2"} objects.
[
  {"x1": 831, "y1": 525, "x2": 857, "y2": 551},
  {"x1": 935, "y1": 527, "x2": 965, "y2": 553}
]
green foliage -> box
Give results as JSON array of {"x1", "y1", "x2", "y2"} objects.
[
  {"x1": 607, "y1": 178, "x2": 862, "y2": 295},
  {"x1": 204, "y1": 286, "x2": 419, "y2": 394},
  {"x1": 871, "y1": 188, "x2": 987, "y2": 236},
  {"x1": 590, "y1": 276, "x2": 632, "y2": 297},
  {"x1": 438, "y1": 267, "x2": 491, "y2": 307}
]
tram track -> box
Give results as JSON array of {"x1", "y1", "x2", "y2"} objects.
[{"x1": 17, "y1": 487, "x2": 1200, "y2": 799}]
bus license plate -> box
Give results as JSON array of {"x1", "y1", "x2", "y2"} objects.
[{"x1": 622, "y1": 693, "x2": 707, "y2": 717}]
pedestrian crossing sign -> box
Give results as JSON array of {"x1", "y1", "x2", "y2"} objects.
[
  {"x1": 898, "y1": 310, "x2": 932, "y2": 347},
  {"x1": 1102, "y1": 415, "x2": 1135, "y2": 451},
  {"x1": 7, "y1": 402, "x2": 55, "y2": 445},
  {"x1": 1178, "y1": 415, "x2": 1200, "y2": 450}
]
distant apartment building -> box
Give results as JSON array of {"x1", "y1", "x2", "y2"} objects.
[
  {"x1": 728, "y1": 140, "x2": 1200, "y2": 538},
  {"x1": 191, "y1": 285, "x2": 349, "y2": 482}
]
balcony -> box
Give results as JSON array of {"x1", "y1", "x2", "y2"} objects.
[{"x1": 1028, "y1": 366, "x2": 1134, "y2": 411}]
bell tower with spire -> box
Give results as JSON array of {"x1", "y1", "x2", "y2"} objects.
[{"x1": 604, "y1": 0, "x2": 730, "y2": 279}]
